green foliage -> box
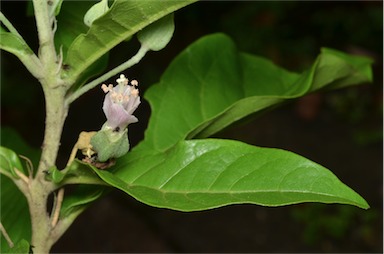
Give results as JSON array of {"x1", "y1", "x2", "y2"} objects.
[
  {"x1": 63, "y1": 0, "x2": 197, "y2": 83},
  {"x1": 111, "y1": 139, "x2": 368, "y2": 211},
  {"x1": 0, "y1": 129, "x2": 38, "y2": 252},
  {"x1": 0, "y1": 32, "x2": 34, "y2": 57},
  {"x1": 57, "y1": 33, "x2": 372, "y2": 213},
  {"x1": 83, "y1": 0, "x2": 109, "y2": 27},
  {"x1": 91, "y1": 127, "x2": 129, "y2": 162},
  {"x1": 2, "y1": 239, "x2": 30, "y2": 254},
  {"x1": 137, "y1": 14, "x2": 175, "y2": 51},
  {"x1": 0, "y1": 146, "x2": 26, "y2": 178},
  {"x1": 139, "y1": 33, "x2": 373, "y2": 152}
]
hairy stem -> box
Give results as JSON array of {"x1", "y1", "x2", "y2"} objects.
[
  {"x1": 25, "y1": 1, "x2": 71, "y2": 253},
  {"x1": 0, "y1": 12, "x2": 23, "y2": 38},
  {"x1": 29, "y1": 85, "x2": 68, "y2": 253},
  {"x1": 65, "y1": 45, "x2": 149, "y2": 105}
]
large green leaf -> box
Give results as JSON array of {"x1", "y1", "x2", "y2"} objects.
[
  {"x1": 63, "y1": 0, "x2": 197, "y2": 83},
  {"x1": 140, "y1": 33, "x2": 373, "y2": 152},
  {"x1": 86, "y1": 139, "x2": 369, "y2": 211}
]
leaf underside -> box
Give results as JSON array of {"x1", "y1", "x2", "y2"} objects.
[{"x1": 139, "y1": 33, "x2": 373, "y2": 152}]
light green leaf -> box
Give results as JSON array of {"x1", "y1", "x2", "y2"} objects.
[
  {"x1": 137, "y1": 14, "x2": 175, "y2": 51},
  {"x1": 0, "y1": 146, "x2": 25, "y2": 179},
  {"x1": 0, "y1": 31, "x2": 34, "y2": 58},
  {"x1": 90, "y1": 139, "x2": 369, "y2": 211},
  {"x1": 140, "y1": 33, "x2": 373, "y2": 152},
  {"x1": 84, "y1": 0, "x2": 109, "y2": 27},
  {"x1": 63, "y1": 0, "x2": 198, "y2": 83}
]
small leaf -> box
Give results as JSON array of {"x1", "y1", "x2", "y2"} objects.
[
  {"x1": 137, "y1": 14, "x2": 175, "y2": 51},
  {"x1": 89, "y1": 139, "x2": 369, "y2": 211},
  {"x1": 53, "y1": 0, "x2": 64, "y2": 16},
  {"x1": 0, "y1": 146, "x2": 25, "y2": 179},
  {"x1": 83, "y1": 0, "x2": 109, "y2": 27},
  {"x1": 0, "y1": 31, "x2": 34, "y2": 58}
]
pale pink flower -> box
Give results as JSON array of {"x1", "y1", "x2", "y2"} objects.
[{"x1": 101, "y1": 74, "x2": 140, "y2": 130}]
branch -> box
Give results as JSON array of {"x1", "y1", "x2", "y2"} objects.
[
  {"x1": 65, "y1": 45, "x2": 149, "y2": 105},
  {"x1": 0, "y1": 12, "x2": 23, "y2": 38},
  {"x1": 32, "y1": 0, "x2": 57, "y2": 73},
  {"x1": 0, "y1": 222, "x2": 14, "y2": 248}
]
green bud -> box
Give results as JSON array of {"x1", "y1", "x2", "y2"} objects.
[{"x1": 90, "y1": 124, "x2": 129, "y2": 162}]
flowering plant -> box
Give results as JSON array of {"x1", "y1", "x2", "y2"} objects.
[
  {"x1": 90, "y1": 74, "x2": 140, "y2": 162},
  {"x1": 0, "y1": 1, "x2": 376, "y2": 253}
]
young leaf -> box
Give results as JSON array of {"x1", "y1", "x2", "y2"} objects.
[
  {"x1": 0, "y1": 146, "x2": 25, "y2": 179},
  {"x1": 140, "y1": 33, "x2": 373, "y2": 152},
  {"x1": 83, "y1": 0, "x2": 110, "y2": 27},
  {"x1": 0, "y1": 32, "x2": 34, "y2": 56},
  {"x1": 63, "y1": 0, "x2": 198, "y2": 83},
  {"x1": 137, "y1": 14, "x2": 175, "y2": 51},
  {"x1": 89, "y1": 139, "x2": 369, "y2": 211}
]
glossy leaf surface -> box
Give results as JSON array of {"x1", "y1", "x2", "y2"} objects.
[
  {"x1": 140, "y1": 33, "x2": 373, "y2": 152},
  {"x1": 85, "y1": 139, "x2": 370, "y2": 211}
]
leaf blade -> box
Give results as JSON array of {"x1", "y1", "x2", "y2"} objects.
[
  {"x1": 90, "y1": 139, "x2": 369, "y2": 211},
  {"x1": 140, "y1": 33, "x2": 373, "y2": 151},
  {"x1": 64, "y1": 0, "x2": 197, "y2": 82}
]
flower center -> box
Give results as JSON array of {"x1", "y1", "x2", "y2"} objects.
[{"x1": 101, "y1": 74, "x2": 139, "y2": 104}]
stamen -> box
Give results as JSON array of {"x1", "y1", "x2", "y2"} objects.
[
  {"x1": 131, "y1": 80, "x2": 138, "y2": 87},
  {"x1": 101, "y1": 84, "x2": 109, "y2": 93},
  {"x1": 116, "y1": 74, "x2": 129, "y2": 86}
]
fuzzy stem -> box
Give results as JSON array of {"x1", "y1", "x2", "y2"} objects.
[
  {"x1": 29, "y1": 85, "x2": 68, "y2": 254},
  {"x1": 26, "y1": 1, "x2": 70, "y2": 252},
  {"x1": 65, "y1": 45, "x2": 149, "y2": 105},
  {"x1": 0, "y1": 12, "x2": 23, "y2": 38}
]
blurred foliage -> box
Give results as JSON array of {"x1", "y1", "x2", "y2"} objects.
[{"x1": 292, "y1": 204, "x2": 380, "y2": 250}]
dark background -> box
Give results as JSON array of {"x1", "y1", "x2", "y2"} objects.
[{"x1": 1, "y1": 1, "x2": 382, "y2": 252}]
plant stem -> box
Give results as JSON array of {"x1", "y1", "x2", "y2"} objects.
[
  {"x1": 25, "y1": 1, "x2": 71, "y2": 252},
  {"x1": 29, "y1": 85, "x2": 68, "y2": 253},
  {"x1": 65, "y1": 45, "x2": 149, "y2": 105},
  {"x1": 0, "y1": 12, "x2": 23, "y2": 38},
  {"x1": 0, "y1": 222, "x2": 14, "y2": 248}
]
